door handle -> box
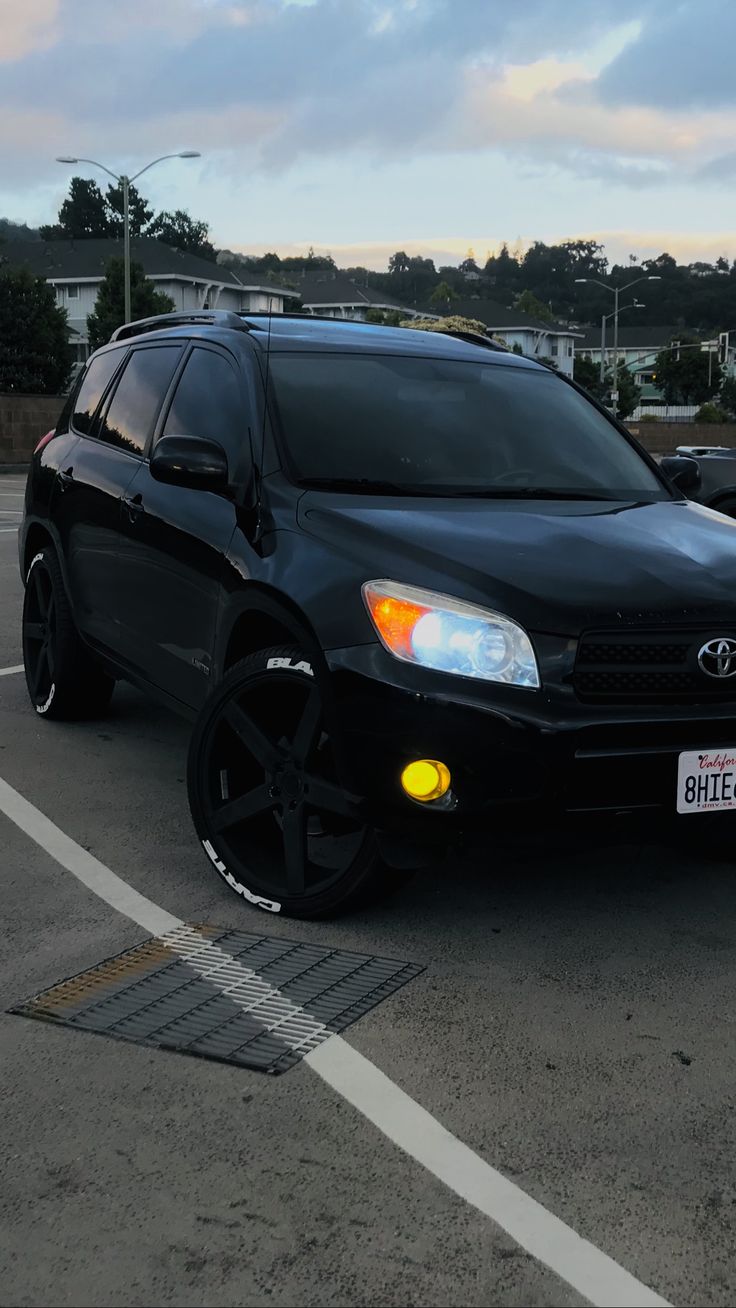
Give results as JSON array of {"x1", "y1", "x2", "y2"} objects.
[
  {"x1": 122, "y1": 493, "x2": 145, "y2": 523},
  {"x1": 57, "y1": 467, "x2": 74, "y2": 491}
]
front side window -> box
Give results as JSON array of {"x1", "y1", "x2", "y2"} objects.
[
  {"x1": 72, "y1": 349, "x2": 126, "y2": 434},
  {"x1": 162, "y1": 347, "x2": 247, "y2": 470},
  {"x1": 66, "y1": 285, "x2": 79, "y2": 300},
  {"x1": 98, "y1": 346, "x2": 181, "y2": 456},
  {"x1": 269, "y1": 353, "x2": 667, "y2": 501}
]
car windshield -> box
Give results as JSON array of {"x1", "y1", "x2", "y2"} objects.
[{"x1": 268, "y1": 352, "x2": 667, "y2": 500}]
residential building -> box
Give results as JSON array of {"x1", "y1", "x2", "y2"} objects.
[
  {"x1": 431, "y1": 298, "x2": 583, "y2": 377},
  {"x1": 6, "y1": 238, "x2": 297, "y2": 365},
  {"x1": 291, "y1": 270, "x2": 422, "y2": 321},
  {"x1": 574, "y1": 323, "x2": 736, "y2": 403}
]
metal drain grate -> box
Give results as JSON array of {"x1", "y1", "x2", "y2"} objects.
[{"x1": 10, "y1": 924, "x2": 423, "y2": 1074}]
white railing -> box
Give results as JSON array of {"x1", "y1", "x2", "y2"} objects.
[{"x1": 631, "y1": 404, "x2": 699, "y2": 422}]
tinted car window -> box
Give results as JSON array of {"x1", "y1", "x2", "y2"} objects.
[
  {"x1": 269, "y1": 354, "x2": 666, "y2": 500},
  {"x1": 98, "y1": 347, "x2": 181, "y2": 456},
  {"x1": 72, "y1": 349, "x2": 126, "y2": 434},
  {"x1": 163, "y1": 347, "x2": 246, "y2": 469}
]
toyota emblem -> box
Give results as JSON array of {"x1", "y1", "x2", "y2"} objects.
[{"x1": 698, "y1": 638, "x2": 736, "y2": 678}]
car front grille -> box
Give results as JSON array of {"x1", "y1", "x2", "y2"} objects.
[{"x1": 573, "y1": 630, "x2": 736, "y2": 704}]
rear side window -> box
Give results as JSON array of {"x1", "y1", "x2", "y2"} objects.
[
  {"x1": 162, "y1": 347, "x2": 246, "y2": 470},
  {"x1": 72, "y1": 350, "x2": 125, "y2": 434},
  {"x1": 98, "y1": 346, "x2": 182, "y2": 456}
]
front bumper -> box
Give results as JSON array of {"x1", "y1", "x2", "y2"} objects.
[{"x1": 326, "y1": 643, "x2": 736, "y2": 831}]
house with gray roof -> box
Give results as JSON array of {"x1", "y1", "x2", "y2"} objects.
[
  {"x1": 291, "y1": 271, "x2": 421, "y2": 321},
  {"x1": 5, "y1": 238, "x2": 298, "y2": 365},
  {"x1": 430, "y1": 298, "x2": 583, "y2": 377}
]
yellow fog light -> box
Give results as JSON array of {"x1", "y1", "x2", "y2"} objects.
[{"x1": 400, "y1": 759, "x2": 451, "y2": 803}]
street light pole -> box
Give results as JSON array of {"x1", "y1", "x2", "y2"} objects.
[
  {"x1": 122, "y1": 175, "x2": 131, "y2": 325},
  {"x1": 612, "y1": 285, "x2": 620, "y2": 417},
  {"x1": 600, "y1": 314, "x2": 606, "y2": 384},
  {"x1": 575, "y1": 274, "x2": 662, "y2": 416},
  {"x1": 55, "y1": 152, "x2": 200, "y2": 325}
]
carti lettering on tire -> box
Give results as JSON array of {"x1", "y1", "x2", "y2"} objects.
[{"x1": 188, "y1": 646, "x2": 411, "y2": 920}]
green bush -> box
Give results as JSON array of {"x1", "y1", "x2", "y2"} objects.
[
  {"x1": 694, "y1": 402, "x2": 728, "y2": 424},
  {"x1": 638, "y1": 413, "x2": 660, "y2": 423}
]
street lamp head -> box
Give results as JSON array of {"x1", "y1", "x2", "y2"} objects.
[
  {"x1": 56, "y1": 156, "x2": 78, "y2": 164},
  {"x1": 574, "y1": 278, "x2": 587, "y2": 284},
  {"x1": 178, "y1": 151, "x2": 200, "y2": 159},
  {"x1": 647, "y1": 276, "x2": 662, "y2": 281}
]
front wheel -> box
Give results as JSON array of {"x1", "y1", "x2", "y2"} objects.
[{"x1": 187, "y1": 646, "x2": 410, "y2": 918}]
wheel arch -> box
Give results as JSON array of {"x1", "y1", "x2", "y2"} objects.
[
  {"x1": 22, "y1": 520, "x2": 57, "y2": 583},
  {"x1": 219, "y1": 584, "x2": 329, "y2": 681},
  {"x1": 706, "y1": 486, "x2": 736, "y2": 514}
]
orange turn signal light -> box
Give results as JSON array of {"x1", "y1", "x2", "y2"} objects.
[{"x1": 363, "y1": 588, "x2": 429, "y2": 659}]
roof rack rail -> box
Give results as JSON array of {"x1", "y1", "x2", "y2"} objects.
[{"x1": 110, "y1": 310, "x2": 252, "y2": 343}]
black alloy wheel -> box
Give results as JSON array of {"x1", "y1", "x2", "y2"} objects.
[
  {"x1": 22, "y1": 548, "x2": 115, "y2": 720},
  {"x1": 188, "y1": 646, "x2": 408, "y2": 918}
]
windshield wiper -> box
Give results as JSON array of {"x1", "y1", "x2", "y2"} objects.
[{"x1": 442, "y1": 487, "x2": 625, "y2": 501}]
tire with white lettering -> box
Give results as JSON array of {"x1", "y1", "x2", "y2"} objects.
[
  {"x1": 188, "y1": 646, "x2": 410, "y2": 918},
  {"x1": 22, "y1": 547, "x2": 115, "y2": 720}
]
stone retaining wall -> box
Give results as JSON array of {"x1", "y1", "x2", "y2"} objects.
[{"x1": 0, "y1": 394, "x2": 67, "y2": 467}]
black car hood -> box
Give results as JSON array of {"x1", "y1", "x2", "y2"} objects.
[{"x1": 300, "y1": 494, "x2": 736, "y2": 635}]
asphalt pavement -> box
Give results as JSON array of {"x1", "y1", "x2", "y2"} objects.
[{"x1": 1, "y1": 471, "x2": 735, "y2": 1308}]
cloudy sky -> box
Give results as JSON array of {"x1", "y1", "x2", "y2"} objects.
[{"x1": 1, "y1": 0, "x2": 734, "y2": 268}]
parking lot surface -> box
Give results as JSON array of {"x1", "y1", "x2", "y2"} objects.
[{"x1": 1, "y1": 471, "x2": 736, "y2": 1307}]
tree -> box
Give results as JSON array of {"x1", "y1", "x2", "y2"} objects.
[
  {"x1": 653, "y1": 336, "x2": 723, "y2": 404},
  {"x1": 614, "y1": 367, "x2": 641, "y2": 421},
  {"x1": 514, "y1": 289, "x2": 554, "y2": 322},
  {"x1": 719, "y1": 376, "x2": 736, "y2": 418},
  {"x1": 365, "y1": 308, "x2": 404, "y2": 326},
  {"x1": 0, "y1": 265, "x2": 71, "y2": 392},
  {"x1": 147, "y1": 209, "x2": 215, "y2": 259},
  {"x1": 388, "y1": 251, "x2": 410, "y2": 276},
  {"x1": 106, "y1": 182, "x2": 153, "y2": 238},
  {"x1": 574, "y1": 353, "x2": 640, "y2": 420},
  {"x1": 429, "y1": 280, "x2": 458, "y2": 310},
  {"x1": 40, "y1": 176, "x2": 109, "y2": 240},
  {"x1": 87, "y1": 259, "x2": 174, "y2": 351}
]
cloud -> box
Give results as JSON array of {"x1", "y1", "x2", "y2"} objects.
[
  {"x1": 0, "y1": 0, "x2": 59, "y2": 62},
  {"x1": 0, "y1": 0, "x2": 733, "y2": 208},
  {"x1": 597, "y1": 0, "x2": 736, "y2": 109}
]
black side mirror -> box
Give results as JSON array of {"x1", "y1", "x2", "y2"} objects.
[
  {"x1": 150, "y1": 434, "x2": 229, "y2": 492},
  {"x1": 660, "y1": 454, "x2": 701, "y2": 494}
]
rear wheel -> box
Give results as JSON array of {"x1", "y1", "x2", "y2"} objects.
[
  {"x1": 22, "y1": 548, "x2": 115, "y2": 720},
  {"x1": 188, "y1": 646, "x2": 410, "y2": 918}
]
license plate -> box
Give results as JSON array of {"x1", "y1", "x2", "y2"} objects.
[{"x1": 677, "y1": 748, "x2": 736, "y2": 813}]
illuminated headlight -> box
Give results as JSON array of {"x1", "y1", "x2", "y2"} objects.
[{"x1": 362, "y1": 580, "x2": 540, "y2": 689}]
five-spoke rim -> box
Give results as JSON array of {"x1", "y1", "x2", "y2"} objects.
[
  {"x1": 23, "y1": 563, "x2": 56, "y2": 703},
  {"x1": 198, "y1": 674, "x2": 366, "y2": 901}
]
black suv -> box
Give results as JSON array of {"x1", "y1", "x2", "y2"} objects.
[{"x1": 19, "y1": 310, "x2": 736, "y2": 917}]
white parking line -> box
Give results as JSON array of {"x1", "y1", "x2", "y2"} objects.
[
  {"x1": 0, "y1": 528, "x2": 19, "y2": 533},
  {"x1": 0, "y1": 775, "x2": 670, "y2": 1307},
  {"x1": 0, "y1": 665, "x2": 23, "y2": 677}
]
